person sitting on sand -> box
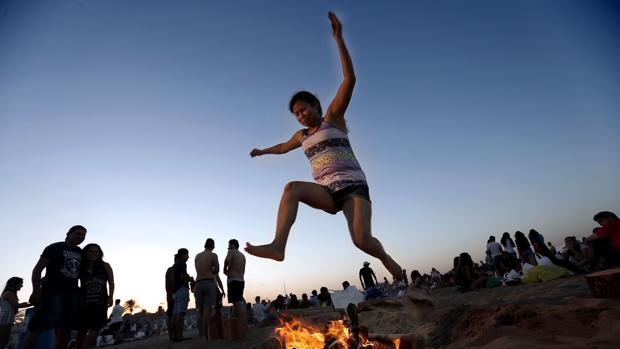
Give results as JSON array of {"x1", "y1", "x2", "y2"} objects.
[
  {"x1": 288, "y1": 294, "x2": 300, "y2": 309},
  {"x1": 562, "y1": 236, "x2": 591, "y2": 272},
  {"x1": 531, "y1": 240, "x2": 579, "y2": 273},
  {"x1": 252, "y1": 296, "x2": 267, "y2": 323},
  {"x1": 430, "y1": 267, "x2": 442, "y2": 286},
  {"x1": 585, "y1": 211, "x2": 620, "y2": 268},
  {"x1": 497, "y1": 251, "x2": 520, "y2": 274},
  {"x1": 455, "y1": 253, "x2": 487, "y2": 292},
  {"x1": 486, "y1": 236, "x2": 504, "y2": 276},
  {"x1": 501, "y1": 232, "x2": 518, "y2": 259},
  {"x1": 515, "y1": 231, "x2": 537, "y2": 266},
  {"x1": 317, "y1": 287, "x2": 333, "y2": 307},
  {"x1": 409, "y1": 270, "x2": 427, "y2": 290},
  {"x1": 299, "y1": 293, "x2": 311, "y2": 309},
  {"x1": 245, "y1": 12, "x2": 403, "y2": 281},
  {"x1": 309, "y1": 289, "x2": 319, "y2": 307},
  {"x1": 529, "y1": 229, "x2": 545, "y2": 245}
]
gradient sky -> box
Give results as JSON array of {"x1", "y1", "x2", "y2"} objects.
[{"x1": 1, "y1": 0, "x2": 619, "y2": 312}]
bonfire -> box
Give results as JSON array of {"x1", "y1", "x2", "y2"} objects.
[{"x1": 275, "y1": 318, "x2": 400, "y2": 349}]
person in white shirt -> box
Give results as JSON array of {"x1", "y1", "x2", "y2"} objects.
[
  {"x1": 486, "y1": 236, "x2": 504, "y2": 276},
  {"x1": 252, "y1": 296, "x2": 267, "y2": 323},
  {"x1": 500, "y1": 232, "x2": 517, "y2": 259},
  {"x1": 108, "y1": 299, "x2": 124, "y2": 344}
]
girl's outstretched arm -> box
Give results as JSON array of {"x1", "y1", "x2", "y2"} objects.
[
  {"x1": 250, "y1": 129, "x2": 303, "y2": 157},
  {"x1": 325, "y1": 12, "x2": 355, "y2": 132}
]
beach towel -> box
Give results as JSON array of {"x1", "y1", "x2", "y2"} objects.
[
  {"x1": 331, "y1": 286, "x2": 365, "y2": 309},
  {"x1": 522, "y1": 265, "x2": 570, "y2": 284},
  {"x1": 485, "y1": 276, "x2": 502, "y2": 288}
]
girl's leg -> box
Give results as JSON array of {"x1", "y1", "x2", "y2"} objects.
[
  {"x1": 245, "y1": 181, "x2": 338, "y2": 261},
  {"x1": 341, "y1": 197, "x2": 403, "y2": 280}
]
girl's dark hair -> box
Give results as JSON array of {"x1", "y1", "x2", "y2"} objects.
[
  {"x1": 453, "y1": 256, "x2": 460, "y2": 270},
  {"x1": 3, "y1": 277, "x2": 23, "y2": 293},
  {"x1": 289, "y1": 91, "x2": 322, "y2": 116},
  {"x1": 411, "y1": 270, "x2": 422, "y2": 282},
  {"x1": 514, "y1": 231, "x2": 531, "y2": 250},
  {"x1": 458, "y1": 252, "x2": 474, "y2": 270},
  {"x1": 82, "y1": 243, "x2": 104, "y2": 269},
  {"x1": 500, "y1": 232, "x2": 514, "y2": 248}
]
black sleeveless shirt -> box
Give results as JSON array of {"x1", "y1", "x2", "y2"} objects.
[{"x1": 80, "y1": 263, "x2": 108, "y2": 306}]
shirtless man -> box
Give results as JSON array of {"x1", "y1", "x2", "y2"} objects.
[
  {"x1": 194, "y1": 238, "x2": 220, "y2": 340},
  {"x1": 224, "y1": 239, "x2": 246, "y2": 321}
]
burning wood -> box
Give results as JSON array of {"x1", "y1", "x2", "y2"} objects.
[{"x1": 275, "y1": 318, "x2": 402, "y2": 349}]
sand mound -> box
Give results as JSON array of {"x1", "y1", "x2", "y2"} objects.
[{"x1": 113, "y1": 276, "x2": 620, "y2": 348}]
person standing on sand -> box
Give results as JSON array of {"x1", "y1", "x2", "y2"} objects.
[
  {"x1": 224, "y1": 239, "x2": 246, "y2": 322},
  {"x1": 359, "y1": 261, "x2": 378, "y2": 290},
  {"x1": 245, "y1": 12, "x2": 403, "y2": 281},
  {"x1": 0, "y1": 277, "x2": 29, "y2": 349},
  {"x1": 22, "y1": 225, "x2": 87, "y2": 349},
  {"x1": 108, "y1": 299, "x2": 123, "y2": 344},
  {"x1": 170, "y1": 248, "x2": 193, "y2": 341},
  {"x1": 75, "y1": 243, "x2": 115, "y2": 349},
  {"x1": 164, "y1": 255, "x2": 177, "y2": 341},
  {"x1": 194, "y1": 238, "x2": 221, "y2": 340}
]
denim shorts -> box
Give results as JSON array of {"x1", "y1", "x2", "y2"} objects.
[
  {"x1": 172, "y1": 287, "x2": 189, "y2": 315},
  {"x1": 28, "y1": 287, "x2": 79, "y2": 331},
  {"x1": 330, "y1": 184, "x2": 371, "y2": 211},
  {"x1": 195, "y1": 279, "x2": 217, "y2": 310}
]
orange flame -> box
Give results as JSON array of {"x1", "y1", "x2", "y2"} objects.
[{"x1": 275, "y1": 319, "x2": 400, "y2": 349}]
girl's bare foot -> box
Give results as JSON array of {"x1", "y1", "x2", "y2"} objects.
[
  {"x1": 383, "y1": 255, "x2": 403, "y2": 281},
  {"x1": 244, "y1": 242, "x2": 285, "y2": 261}
]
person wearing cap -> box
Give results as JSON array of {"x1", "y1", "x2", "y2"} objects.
[
  {"x1": 359, "y1": 261, "x2": 377, "y2": 290},
  {"x1": 170, "y1": 248, "x2": 193, "y2": 341},
  {"x1": 164, "y1": 254, "x2": 180, "y2": 341}
]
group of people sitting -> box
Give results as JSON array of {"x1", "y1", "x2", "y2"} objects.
[
  {"x1": 447, "y1": 210, "x2": 620, "y2": 292},
  {"x1": 248, "y1": 286, "x2": 338, "y2": 324}
]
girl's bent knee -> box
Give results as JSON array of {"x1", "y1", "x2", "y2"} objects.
[{"x1": 283, "y1": 181, "x2": 300, "y2": 194}]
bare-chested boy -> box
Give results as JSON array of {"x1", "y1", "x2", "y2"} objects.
[
  {"x1": 194, "y1": 238, "x2": 220, "y2": 340},
  {"x1": 224, "y1": 239, "x2": 246, "y2": 321}
]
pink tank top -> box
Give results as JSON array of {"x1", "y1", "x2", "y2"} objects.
[{"x1": 301, "y1": 121, "x2": 367, "y2": 193}]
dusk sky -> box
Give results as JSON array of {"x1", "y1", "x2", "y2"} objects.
[{"x1": 1, "y1": 0, "x2": 619, "y2": 312}]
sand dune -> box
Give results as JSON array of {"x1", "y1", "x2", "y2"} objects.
[{"x1": 112, "y1": 275, "x2": 620, "y2": 348}]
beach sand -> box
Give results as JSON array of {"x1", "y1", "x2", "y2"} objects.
[{"x1": 112, "y1": 275, "x2": 620, "y2": 348}]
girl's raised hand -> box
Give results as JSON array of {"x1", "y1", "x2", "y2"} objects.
[
  {"x1": 328, "y1": 12, "x2": 342, "y2": 38},
  {"x1": 250, "y1": 148, "x2": 263, "y2": 157}
]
